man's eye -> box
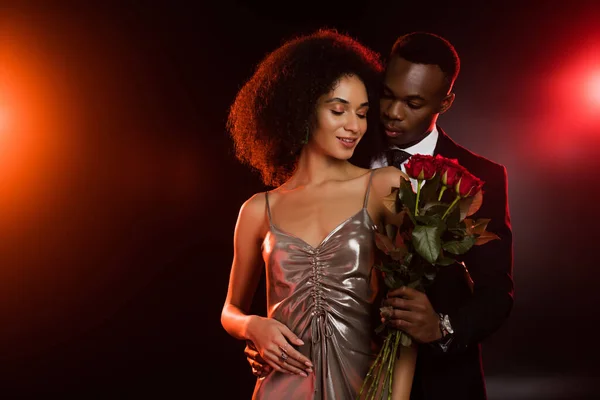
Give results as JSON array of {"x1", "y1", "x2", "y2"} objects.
[
  {"x1": 381, "y1": 92, "x2": 393, "y2": 99},
  {"x1": 407, "y1": 103, "x2": 422, "y2": 109}
]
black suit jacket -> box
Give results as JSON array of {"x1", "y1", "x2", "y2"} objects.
[{"x1": 408, "y1": 127, "x2": 514, "y2": 400}]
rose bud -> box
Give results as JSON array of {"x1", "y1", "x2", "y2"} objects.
[
  {"x1": 435, "y1": 156, "x2": 464, "y2": 187},
  {"x1": 455, "y1": 171, "x2": 484, "y2": 197}
]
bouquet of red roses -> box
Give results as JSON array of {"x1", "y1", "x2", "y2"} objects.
[{"x1": 358, "y1": 154, "x2": 500, "y2": 400}]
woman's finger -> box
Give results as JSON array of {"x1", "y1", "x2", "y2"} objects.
[
  {"x1": 277, "y1": 351, "x2": 309, "y2": 377},
  {"x1": 278, "y1": 341, "x2": 313, "y2": 369}
]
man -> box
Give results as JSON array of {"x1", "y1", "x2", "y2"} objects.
[{"x1": 246, "y1": 32, "x2": 514, "y2": 400}]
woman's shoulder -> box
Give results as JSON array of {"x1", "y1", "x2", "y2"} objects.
[
  {"x1": 371, "y1": 166, "x2": 409, "y2": 190},
  {"x1": 238, "y1": 191, "x2": 269, "y2": 221}
]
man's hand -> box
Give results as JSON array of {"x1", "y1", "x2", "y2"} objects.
[
  {"x1": 382, "y1": 286, "x2": 442, "y2": 343},
  {"x1": 245, "y1": 341, "x2": 272, "y2": 378}
]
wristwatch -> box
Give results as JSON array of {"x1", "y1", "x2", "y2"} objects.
[{"x1": 437, "y1": 313, "x2": 454, "y2": 352}]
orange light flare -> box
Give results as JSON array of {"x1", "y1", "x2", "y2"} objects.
[{"x1": 0, "y1": 15, "x2": 83, "y2": 305}]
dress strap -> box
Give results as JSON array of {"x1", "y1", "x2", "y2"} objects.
[
  {"x1": 264, "y1": 191, "x2": 273, "y2": 225},
  {"x1": 363, "y1": 170, "x2": 375, "y2": 209}
]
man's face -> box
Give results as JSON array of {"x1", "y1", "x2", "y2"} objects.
[{"x1": 380, "y1": 56, "x2": 454, "y2": 148}]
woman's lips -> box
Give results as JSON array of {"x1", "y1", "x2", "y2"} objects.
[{"x1": 337, "y1": 137, "x2": 357, "y2": 148}]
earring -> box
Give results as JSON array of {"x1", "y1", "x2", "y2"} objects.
[{"x1": 301, "y1": 127, "x2": 310, "y2": 145}]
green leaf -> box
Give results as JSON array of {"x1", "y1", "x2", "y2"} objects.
[
  {"x1": 419, "y1": 174, "x2": 441, "y2": 204},
  {"x1": 384, "y1": 273, "x2": 396, "y2": 288},
  {"x1": 406, "y1": 279, "x2": 422, "y2": 290},
  {"x1": 403, "y1": 252, "x2": 413, "y2": 267},
  {"x1": 416, "y1": 214, "x2": 446, "y2": 232},
  {"x1": 448, "y1": 226, "x2": 467, "y2": 237},
  {"x1": 412, "y1": 225, "x2": 442, "y2": 264},
  {"x1": 399, "y1": 178, "x2": 417, "y2": 214},
  {"x1": 444, "y1": 203, "x2": 461, "y2": 229},
  {"x1": 389, "y1": 247, "x2": 408, "y2": 261},
  {"x1": 423, "y1": 202, "x2": 449, "y2": 218},
  {"x1": 435, "y1": 255, "x2": 456, "y2": 266},
  {"x1": 376, "y1": 263, "x2": 394, "y2": 273},
  {"x1": 379, "y1": 261, "x2": 405, "y2": 273},
  {"x1": 374, "y1": 322, "x2": 387, "y2": 335},
  {"x1": 443, "y1": 235, "x2": 477, "y2": 255}
]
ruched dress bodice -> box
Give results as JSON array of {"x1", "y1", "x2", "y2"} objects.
[{"x1": 252, "y1": 172, "x2": 381, "y2": 400}]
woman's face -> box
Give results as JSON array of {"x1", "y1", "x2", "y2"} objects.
[{"x1": 310, "y1": 74, "x2": 369, "y2": 160}]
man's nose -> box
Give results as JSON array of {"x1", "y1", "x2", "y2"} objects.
[{"x1": 384, "y1": 100, "x2": 405, "y2": 121}]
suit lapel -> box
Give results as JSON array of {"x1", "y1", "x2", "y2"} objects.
[{"x1": 433, "y1": 126, "x2": 460, "y2": 159}]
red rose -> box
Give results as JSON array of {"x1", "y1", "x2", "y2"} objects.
[
  {"x1": 455, "y1": 171, "x2": 484, "y2": 197},
  {"x1": 405, "y1": 154, "x2": 437, "y2": 180},
  {"x1": 434, "y1": 155, "x2": 465, "y2": 187}
]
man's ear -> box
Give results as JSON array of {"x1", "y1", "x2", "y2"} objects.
[{"x1": 439, "y1": 92, "x2": 455, "y2": 115}]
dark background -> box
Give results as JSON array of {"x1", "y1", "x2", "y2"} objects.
[{"x1": 0, "y1": 1, "x2": 599, "y2": 399}]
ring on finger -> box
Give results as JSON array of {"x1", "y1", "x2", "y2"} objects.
[{"x1": 280, "y1": 352, "x2": 288, "y2": 362}]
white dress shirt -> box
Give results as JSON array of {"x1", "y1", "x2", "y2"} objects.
[{"x1": 370, "y1": 126, "x2": 439, "y2": 189}]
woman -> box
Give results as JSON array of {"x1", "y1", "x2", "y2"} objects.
[{"x1": 221, "y1": 29, "x2": 416, "y2": 399}]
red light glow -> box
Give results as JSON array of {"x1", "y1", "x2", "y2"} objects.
[{"x1": 586, "y1": 71, "x2": 600, "y2": 107}]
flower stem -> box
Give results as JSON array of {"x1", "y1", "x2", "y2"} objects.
[
  {"x1": 358, "y1": 333, "x2": 387, "y2": 399},
  {"x1": 437, "y1": 185, "x2": 447, "y2": 201},
  {"x1": 387, "y1": 330, "x2": 401, "y2": 400},
  {"x1": 441, "y1": 195, "x2": 461, "y2": 220},
  {"x1": 369, "y1": 334, "x2": 391, "y2": 399},
  {"x1": 414, "y1": 179, "x2": 423, "y2": 217}
]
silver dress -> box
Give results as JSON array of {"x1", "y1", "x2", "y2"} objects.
[{"x1": 253, "y1": 172, "x2": 381, "y2": 400}]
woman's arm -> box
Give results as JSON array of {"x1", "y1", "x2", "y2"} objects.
[
  {"x1": 390, "y1": 344, "x2": 417, "y2": 399},
  {"x1": 221, "y1": 193, "x2": 313, "y2": 376},
  {"x1": 221, "y1": 193, "x2": 266, "y2": 340},
  {"x1": 371, "y1": 167, "x2": 417, "y2": 400}
]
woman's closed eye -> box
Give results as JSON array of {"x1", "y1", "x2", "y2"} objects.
[{"x1": 331, "y1": 110, "x2": 367, "y2": 118}]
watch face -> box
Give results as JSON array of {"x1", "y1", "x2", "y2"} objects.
[{"x1": 440, "y1": 314, "x2": 454, "y2": 334}]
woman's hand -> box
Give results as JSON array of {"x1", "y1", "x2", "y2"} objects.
[{"x1": 246, "y1": 316, "x2": 313, "y2": 377}]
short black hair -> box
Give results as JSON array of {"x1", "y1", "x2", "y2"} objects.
[
  {"x1": 390, "y1": 32, "x2": 460, "y2": 91},
  {"x1": 227, "y1": 28, "x2": 383, "y2": 186}
]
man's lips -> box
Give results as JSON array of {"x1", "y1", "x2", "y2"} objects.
[
  {"x1": 384, "y1": 127, "x2": 405, "y2": 138},
  {"x1": 383, "y1": 123, "x2": 404, "y2": 132}
]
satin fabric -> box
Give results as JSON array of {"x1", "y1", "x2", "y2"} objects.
[{"x1": 253, "y1": 174, "x2": 382, "y2": 400}]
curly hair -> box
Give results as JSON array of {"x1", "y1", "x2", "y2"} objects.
[{"x1": 227, "y1": 28, "x2": 384, "y2": 187}]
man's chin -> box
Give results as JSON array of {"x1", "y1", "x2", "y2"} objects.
[
  {"x1": 386, "y1": 135, "x2": 413, "y2": 148},
  {"x1": 385, "y1": 131, "x2": 429, "y2": 149}
]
